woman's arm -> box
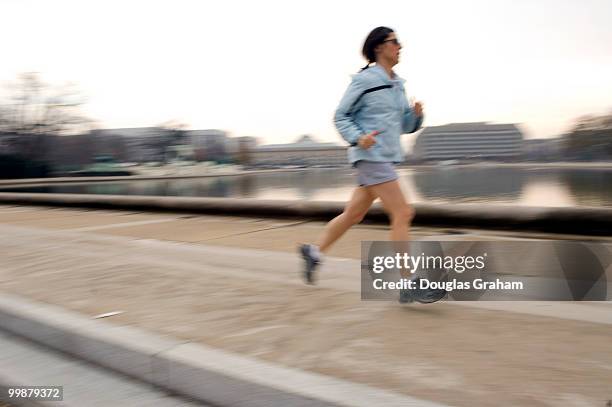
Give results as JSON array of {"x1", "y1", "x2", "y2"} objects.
[
  {"x1": 402, "y1": 98, "x2": 424, "y2": 134},
  {"x1": 334, "y1": 75, "x2": 368, "y2": 146}
]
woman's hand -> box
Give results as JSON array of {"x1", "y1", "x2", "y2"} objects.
[
  {"x1": 414, "y1": 101, "x2": 424, "y2": 117},
  {"x1": 358, "y1": 130, "x2": 380, "y2": 149}
]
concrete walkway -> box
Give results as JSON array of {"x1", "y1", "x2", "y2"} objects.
[
  {"x1": 0, "y1": 330, "x2": 207, "y2": 407},
  {"x1": 1, "y1": 205, "x2": 611, "y2": 406}
]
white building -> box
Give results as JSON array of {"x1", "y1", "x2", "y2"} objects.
[
  {"x1": 414, "y1": 122, "x2": 524, "y2": 162},
  {"x1": 251, "y1": 135, "x2": 347, "y2": 167}
]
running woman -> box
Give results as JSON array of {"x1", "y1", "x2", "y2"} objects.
[{"x1": 300, "y1": 26, "x2": 446, "y2": 304}]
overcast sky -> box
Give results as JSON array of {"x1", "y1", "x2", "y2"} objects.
[{"x1": 1, "y1": 0, "x2": 611, "y2": 146}]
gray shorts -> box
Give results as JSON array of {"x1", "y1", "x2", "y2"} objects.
[{"x1": 354, "y1": 160, "x2": 398, "y2": 187}]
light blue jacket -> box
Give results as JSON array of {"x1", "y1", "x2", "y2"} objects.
[{"x1": 334, "y1": 64, "x2": 423, "y2": 164}]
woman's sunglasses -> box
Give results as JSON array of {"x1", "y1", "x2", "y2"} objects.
[{"x1": 382, "y1": 38, "x2": 401, "y2": 46}]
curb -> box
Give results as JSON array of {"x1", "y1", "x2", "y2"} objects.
[
  {"x1": 0, "y1": 373, "x2": 47, "y2": 407},
  {"x1": 1, "y1": 192, "x2": 612, "y2": 235},
  {"x1": 0, "y1": 293, "x2": 449, "y2": 407},
  {"x1": 0, "y1": 169, "x2": 310, "y2": 187}
]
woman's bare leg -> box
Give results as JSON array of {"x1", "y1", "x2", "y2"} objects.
[
  {"x1": 317, "y1": 186, "x2": 376, "y2": 253},
  {"x1": 368, "y1": 179, "x2": 422, "y2": 295},
  {"x1": 367, "y1": 180, "x2": 414, "y2": 241}
]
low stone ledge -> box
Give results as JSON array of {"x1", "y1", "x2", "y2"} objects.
[{"x1": 0, "y1": 192, "x2": 611, "y2": 236}]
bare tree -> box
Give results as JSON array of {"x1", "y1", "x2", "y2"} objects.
[
  {"x1": 564, "y1": 111, "x2": 612, "y2": 160},
  {"x1": 0, "y1": 72, "x2": 95, "y2": 160},
  {"x1": 150, "y1": 120, "x2": 189, "y2": 162}
]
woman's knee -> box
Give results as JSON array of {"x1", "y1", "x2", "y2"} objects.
[
  {"x1": 344, "y1": 209, "x2": 368, "y2": 225},
  {"x1": 391, "y1": 205, "x2": 415, "y2": 223}
]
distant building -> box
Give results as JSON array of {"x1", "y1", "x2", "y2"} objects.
[
  {"x1": 187, "y1": 129, "x2": 229, "y2": 162},
  {"x1": 234, "y1": 136, "x2": 258, "y2": 165},
  {"x1": 91, "y1": 127, "x2": 168, "y2": 163},
  {"x1": 251, "y1": 135, "x2": 347, "y2": 167},
  {"x1": 2, "y1": 126, "x2": 258, "y2": 172},
  {"x1": 90, "y1": 128, "x2": 236, "y2": 163},
  {"x1": 414, "y1": 122, "x2": 524, "y2": 162}
]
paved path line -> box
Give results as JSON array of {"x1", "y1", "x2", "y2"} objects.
[
  {"x1": 65, "y1": 217, "x2": 180, "y2": 232},
  {"x1": 2, "y1": 223, "x2": 612, "y2": 326}
]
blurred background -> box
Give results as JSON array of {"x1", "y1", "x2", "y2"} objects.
[
  {"x1": 1, "y1": 1, "x2": 611, "y2": 406},
  {"x1": 0, "y1": 0, "x2": 611, "y2": 208}
]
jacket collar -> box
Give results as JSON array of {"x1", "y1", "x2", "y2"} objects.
[{"x1": 372, "y1": 64, "x2": 406, "y2": 84}]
